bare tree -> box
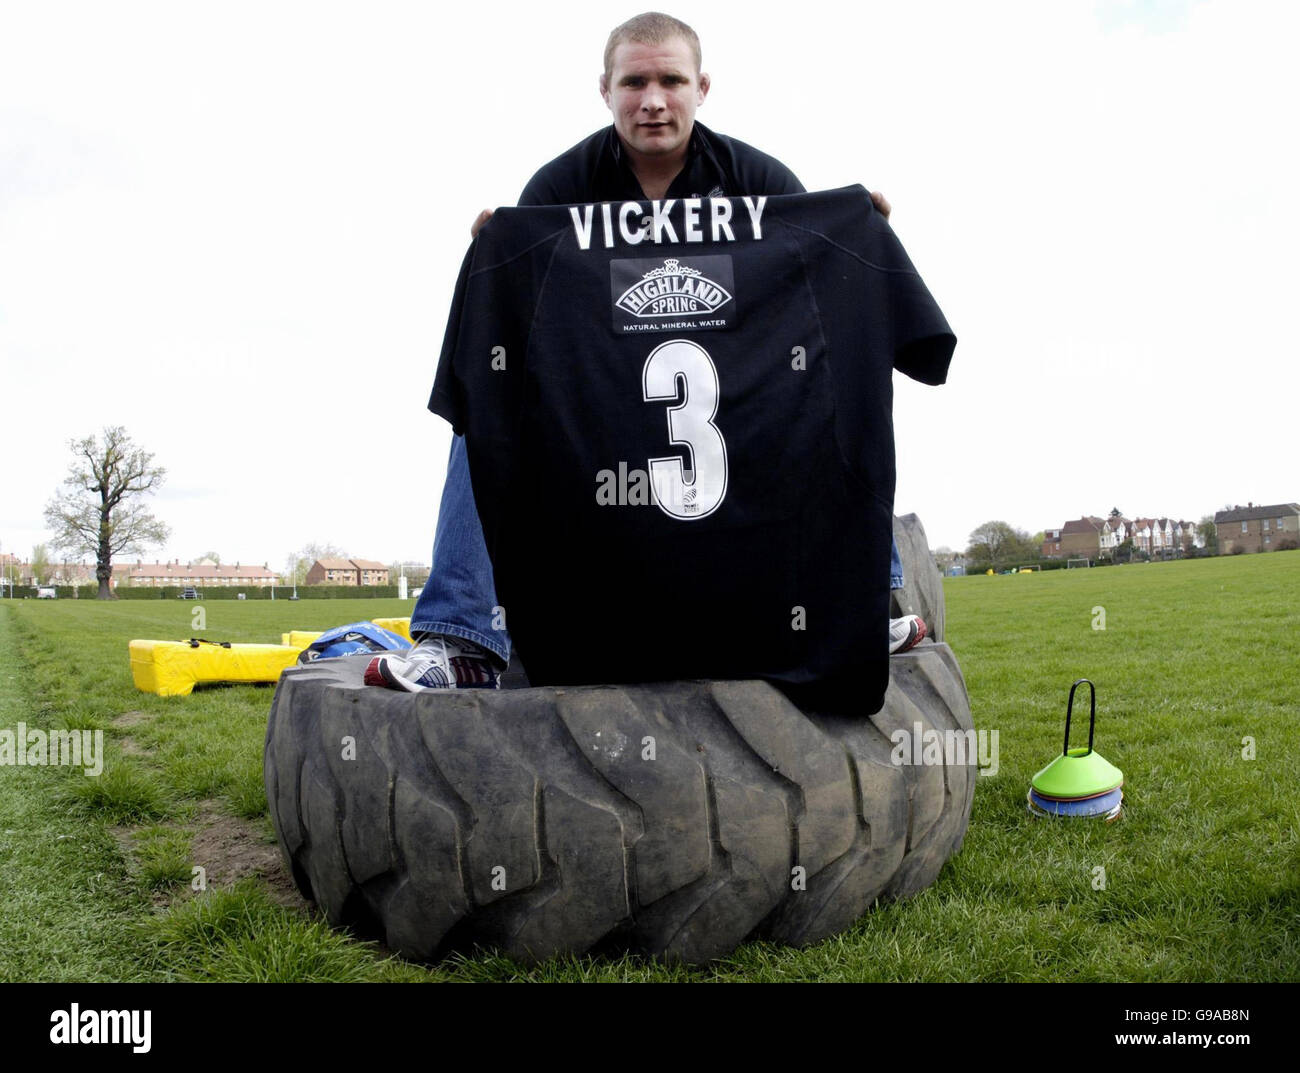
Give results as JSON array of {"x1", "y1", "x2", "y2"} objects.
[{"x1": 44, "y1": 426, "x2": 170, "y2": 599}]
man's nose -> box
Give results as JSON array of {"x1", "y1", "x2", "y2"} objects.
[{"x1": 640, "y1": 87, "x2": 666, "y2": 112}]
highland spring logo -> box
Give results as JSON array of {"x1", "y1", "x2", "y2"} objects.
[
  {"x1": 610, "y1": 254, "x2": 737, "y2": 333},
  {"x1": 615, "y1": 259, "x2": 733, "y2": 319},
  {"x1": 0, "y1": 723, "x2": 104, "y2": 776}
]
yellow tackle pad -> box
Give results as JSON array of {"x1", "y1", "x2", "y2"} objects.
[{"x1": 129, "y1": 639, "x2": 301, "y2": 697}]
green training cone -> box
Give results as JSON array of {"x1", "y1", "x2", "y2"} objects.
[{"x1": 1030, "y1": 679, "x2": 1124, "y2": 800}]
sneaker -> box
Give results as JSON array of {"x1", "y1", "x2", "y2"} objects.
[
  {"x1": 888, "y1": 615, "x2": 927, "y2": 655},
  {"x1": 364, "y1": 634, "x2": 502, "y2": 691}
]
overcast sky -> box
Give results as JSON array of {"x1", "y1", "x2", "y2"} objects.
[{"x1": 2, "y1": 0, "x2": 1297, "y2": 570}]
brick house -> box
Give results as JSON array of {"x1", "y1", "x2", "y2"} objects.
[
  {"x1": 352, "y1": 559, "x2": 390, "y2": 586},
  {"x1": 1058, "y1": 516, "x2": 1107, "y2": 560},
  {"x1": 305, "y1": 558, "x2": 391, "y2": 586},
  {"x1": 1214, "y1": 503, "x2": 1300, "y2": 554},
  {"x1": 306, "y1": 558, "x2": 359, "y2": 585}
]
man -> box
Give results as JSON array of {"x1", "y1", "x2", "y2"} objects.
[{"x1": 369, "y1": 11, "x2": 923, "y2": 693}]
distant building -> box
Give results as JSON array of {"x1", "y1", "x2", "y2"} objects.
[
  {"x1": 4, "y1": 559, "x2": 97, "y2": 587},
  {"x1": 20, "y1": 560, "x2": 97, "y2": 586},
  {"x1": 1048, "y1": 514, "x2": 1198, "y2": 561},
  {"x1": 1143, "y1": 518, "x2": 1198, "y2": 556},
  {"x1": 1129, "y1": 518, "x2": 1159, "y2": 556},
  {"x1": 47, "y1": 561, "x2": 97, "y2": 586},
  {"x1": 1214, "y1": 503, "x2": 1300, "y2": 554},
  {"x1": 112, "y1": 561, "x2": 280, "y2": 589},
  {"x1": 352, "y1": 559, "x2": 390, "y2": 586},
  {"x1": 1058, "y1": 516, "x2": 1106, "y2": 560},
  {"x1": 305, "y1": 558, "x2": 391, "y2": 586},
  {"x1": 307, "y1": 558, "x2": 359, "y2": 585},
  {"x1": 1102, "y1": 516, "x2": 1131, "y2": 554}
]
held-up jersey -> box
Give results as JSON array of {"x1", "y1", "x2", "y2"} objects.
[{"x1": 430, "y1": 185, "x2": 955, "y2": 716}]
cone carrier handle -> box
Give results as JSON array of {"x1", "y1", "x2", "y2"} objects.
[{"x1": 1063, "y1": 678, "x2": 1096, "y2": 757}]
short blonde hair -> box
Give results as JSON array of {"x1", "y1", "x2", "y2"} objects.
[{"x1": 603, "y1": 12, "x2": 702, "y2": 82}]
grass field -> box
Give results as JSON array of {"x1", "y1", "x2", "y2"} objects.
[{"x1": 1, "y1": 553, "x2": 1297, "y2": 982}]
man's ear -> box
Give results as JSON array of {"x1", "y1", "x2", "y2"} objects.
[
  {"x1": 599, "y1": 72, "x2": 611, "y2": 109},
  {"x1": 697, "y1": 71, "x2": 710, "y2": 105}
]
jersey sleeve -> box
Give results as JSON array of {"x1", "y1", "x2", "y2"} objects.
[
  {"x1": 881, "y1": 218, "x2": 956, "y2": 386},
  {"x1": 428, "y1": 234, "x2": 534, "y2": 443},
  {"x1": 428, "y1": 211, "x2": 561, "y2": 446},
  {"x1": 787, "y1": 187, "x2": 955, "y2": 495},
  {"x1": 428, "y1": 243, "x2": 477, "y2": 434},
  {"x1": 804, "y1": 186, "x2": 955, "y2": 384}
]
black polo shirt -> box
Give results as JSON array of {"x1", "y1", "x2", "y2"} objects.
[{"x1": 518, "y1": 120, "x2": 805, "y2": 205}]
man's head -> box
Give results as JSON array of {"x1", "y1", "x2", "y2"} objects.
[{"x1": 600, "y1": 12, "x2": 709, "y2": 163}]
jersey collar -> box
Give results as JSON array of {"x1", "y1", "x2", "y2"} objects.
[{"x1": 603, "y1": 122, "x2": 724, "y2": 200}]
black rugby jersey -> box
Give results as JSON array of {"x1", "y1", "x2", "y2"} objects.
[{"x1": 430, "y1": 185, "x2": 955, "y2": 716}]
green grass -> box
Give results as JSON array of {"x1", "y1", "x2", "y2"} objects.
[
  {"x1": 140, "y1": 881, "x2": 429, "y2": 982},
  {"x1": 132, "y1": 825, "x2": 195, "y2": 890},
  {"x1": 0, "y1": 559, "x2": 1297, "y2": 982}
]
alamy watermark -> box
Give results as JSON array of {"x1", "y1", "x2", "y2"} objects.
[
  {"x1": 889, "y1": 722, "x2": 999, "y2": 777},
  {"x1": 0, "y1": 723, "x2": 103, "y2": 776},
  {"x1": 49, "y1": 1004, "x2": 150, "y2": 1053},
  {"x1": 595, "y1": 460, "x2": 696, "y2": 512}
]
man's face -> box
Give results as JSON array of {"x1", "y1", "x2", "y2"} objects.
[{"x1": 601, "y1": 37, "x2": 709, "y2": 161}]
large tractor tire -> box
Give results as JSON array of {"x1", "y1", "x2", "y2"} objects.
[
  {"x1": 264, "y1": 517, "x2": 974, "y2": 965},
  {"x1": 891, "y1": 513, "x2": 946, "y2": 643}
]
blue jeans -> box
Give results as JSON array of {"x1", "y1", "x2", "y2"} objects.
[
  {"x1": 412, "y1": 435, "x2": 907, "y2": 662},
  {"x1": 410, "y1": 435, "x2": 511, "y2": 664}
]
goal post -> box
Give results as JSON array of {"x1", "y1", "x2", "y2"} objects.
[{"x1": 1067, "y1": 557, "x2": 1091, "y2": 569}]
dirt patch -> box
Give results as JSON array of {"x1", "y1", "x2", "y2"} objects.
[
  {"x1": 189, "y1": 802, "x2": 307, "y2": 910},
  {"x1": 112, "y1": 710, "x2": 151, "y2": 728},
  {"x1": 118, "y1": 737, "x2": 151, "y2": 757},
  {"x1": 109, "y1": 802, "x2": 310, "y2": 912}
]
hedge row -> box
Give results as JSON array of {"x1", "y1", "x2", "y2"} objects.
[
  {"x1": 109, "y1": 584, "x2": 404, "y2": 601},
  {"x1": 0, "y1": 584, "x2": 407, "y2": 601},
  {"x1": 958, "y1": 559, "x2": 1074, "y2": 575}
]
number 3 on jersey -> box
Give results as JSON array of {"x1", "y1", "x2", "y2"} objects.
[{"x1": 641, "y1": 338, "x2": 729, "y2": 520}]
